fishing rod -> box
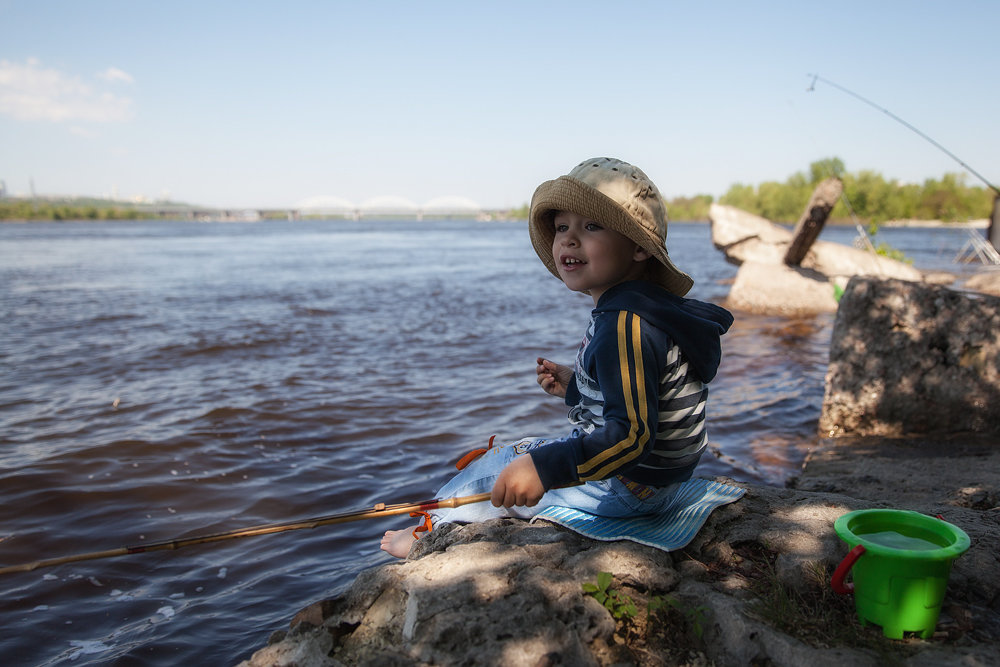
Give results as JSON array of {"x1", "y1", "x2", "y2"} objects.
[
  {"x1": 807, "y1": 73, "x2": 1000, "y2": 197},
  {"x1": 0, "y1": 491, "x2": 495, "y2": 576}
]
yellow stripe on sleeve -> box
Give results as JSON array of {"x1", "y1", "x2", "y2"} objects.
[{"x1": 577, "y1": 312, "x2": 650, "y2": 480}]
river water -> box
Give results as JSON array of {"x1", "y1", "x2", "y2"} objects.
[{"x1": 0, "y1": 218, "x2": 982, "y2": 665}]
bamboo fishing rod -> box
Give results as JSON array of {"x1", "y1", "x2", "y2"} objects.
[{"x1": 0, "y1": 491, "x2": 494, "y2": 576}]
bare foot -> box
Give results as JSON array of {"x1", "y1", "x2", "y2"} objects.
[{"x1": 380, "y1": 527, "x2": 418, "y2": 558}]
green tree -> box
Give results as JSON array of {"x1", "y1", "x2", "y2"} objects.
[
  {"x1": 508, "y1": 204, "x2": 529, "y2": 219},
  {"x1": 719, "y1": 183, "x2": 758, "y2": 212},
  {"x1": 718, "y1": 158, "x2": 991, "y2": 225},
  {"x1": 665, "y1": 194, "x2": 713, "y2": 221},
  {"x1": 918, "y1": 174, "x2": 962, "y2": 221},
  {"x1": 809, "y1": 157, "x2": 845, "y2": 184},
  {"x1": 758, "y1": 181, "x2": 794, "y2": 221}
]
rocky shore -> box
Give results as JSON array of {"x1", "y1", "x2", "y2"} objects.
[
  {"x1": 238, "y1": 450, "x2": 998, "y2": 666},
  {"x1": 239, "y1": 276, "x2": 1000, "y2": 667}
]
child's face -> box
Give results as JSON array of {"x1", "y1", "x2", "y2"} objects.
[{"x1": 550, "y1": 211, "x2": 650, "y2": 303}]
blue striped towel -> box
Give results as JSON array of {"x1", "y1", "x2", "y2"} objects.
[{"x1": 531, "y1": 478, "x2": 745, "y2": 552}]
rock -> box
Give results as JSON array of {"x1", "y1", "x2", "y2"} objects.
[
  {"x1": 709, "y1": 204, "x2": 924, "y2": 315},
  {"x1": 241, "y1": 627, "x2": 333, "y2": 666},
  {"x1": 708, "y1": 204, "x2": 923, "y2": 282},
  {"x1": 965, "y1": 270, "x2": 1000, "y2": 297},
  {"x1": 819, "y1": 277, "x2": 1000, "y2": 437},
  {"x1": 726, "y1": 261, "x2": 840, "y2": 316},
  {"x1": 804, "y1": 238, "x2": 923, "y2": 282},
  {"x1": 792, "y1": 436, "x2": 1000, "y2": 512},
  {"x1": 239, "y1": 476, "x2": 999, "y2": 667},
  {"x1": 710, "y1": 205, "x2": 793, "y2": 265},
  {"x1": 240, "y1": 519, "x2": 645, "y2": 666},
  {"x1": 921, "y1": 271, "x2": 958, "y2": 286},
  {"x1": 675, "y1": 579, "x2": 878, "y2": 667}
]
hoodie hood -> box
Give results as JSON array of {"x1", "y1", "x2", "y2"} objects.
[{"x1": 594, "y1": 280, "x2": 734, "y2": 383}]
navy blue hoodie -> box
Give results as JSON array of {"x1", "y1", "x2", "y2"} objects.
[{"x1": 529, "y1": 280, "x2": 734, "y2": 490}]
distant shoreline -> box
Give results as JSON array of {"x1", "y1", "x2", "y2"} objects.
[
  {"x1": 879, "y1": 218, "x2": 989, "y2": 228},
  {"x1": 0, "y1": 216, "x2": 991, "y2": 228},
  {"x1": 757, "y1": 218, "x2": 990, "y2": 229}
]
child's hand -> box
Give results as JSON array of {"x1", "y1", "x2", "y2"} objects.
[
  {"x1": 491, "y1": 454, "x2": 545, "y2": 508},
  {"x1": 536, "y1": 357, "x2": 572, "y2": 398}
]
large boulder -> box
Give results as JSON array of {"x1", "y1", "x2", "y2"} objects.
[
  {"x1": 727, "y1": 261, "x2": 842, "y2": 316},
  {"x1": 806, "y1": 237, "x2": 923, "y2": 280},
  {"x1": 710, "y1": 204, "x2": 794, "y2": 265},
  {"x1": 709, "y1": 204, "x2": 925, "y2": 315},
  {"x1": 819, "y1": 276, "x2": 1000, "y2": 437},
  {"x1": 239, "y1": 478, "x2": 999, "y2": 667}
]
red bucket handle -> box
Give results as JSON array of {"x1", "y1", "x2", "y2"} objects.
[{"x1": 831, "y1": 544, "x2": 866, "y2": 594}]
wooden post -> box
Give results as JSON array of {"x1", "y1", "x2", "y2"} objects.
[{"x1": 783, "y1": 177, "x2": 843, "y2": 266}]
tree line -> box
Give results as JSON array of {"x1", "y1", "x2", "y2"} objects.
[
  {"x1": 0, "y1": 199, "x2": 155, "y2": 221},
  {"x1": 3, "y1": 158, "x2": 994, "y2": 224},
  {"x1": 666, "y1": 157, "x2": 995, "y2": 225}
]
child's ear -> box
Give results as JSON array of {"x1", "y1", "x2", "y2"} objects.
[{"x1": 633, "y1": 245, "x2": 652, "y2": 262}]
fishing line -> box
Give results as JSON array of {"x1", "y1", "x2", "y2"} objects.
[
  {"x1": 795, "y1": 82, "x2": 877, "y2": 259},
  {"x1": 807, "y1": 74, "x2": 1000, "y2": 196}
]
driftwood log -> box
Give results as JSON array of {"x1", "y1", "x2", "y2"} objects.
[{"x1": 783, "y1": 177, "x2": 843, "y2": 266}]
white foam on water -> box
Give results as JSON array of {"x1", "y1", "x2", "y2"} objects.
[{"x1": 67, "y1": 639, "x2": 111, "y2": 660}]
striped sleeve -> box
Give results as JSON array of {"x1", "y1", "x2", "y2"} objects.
[
  {"x1": 575, "y1": 311, "x2": 654, "y2": 480},
  {"x1": 530, "y1": 310, "x2": 664, "y2": 489}
]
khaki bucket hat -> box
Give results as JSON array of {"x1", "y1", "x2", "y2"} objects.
[{"x1": 529, "y1": 157, "x2": 693, "y2": 297}]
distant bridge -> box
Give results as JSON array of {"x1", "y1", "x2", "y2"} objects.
[
  {"x1": 138, "y1": 194, "x2": 499, "y2": 222},
  {"x1": 291, "y1": 194, "x2": 484, "y2": 220}
]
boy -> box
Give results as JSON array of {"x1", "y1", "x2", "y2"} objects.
[{"x1": 381, "y1": 157, "x2": 733, "y2": 558}]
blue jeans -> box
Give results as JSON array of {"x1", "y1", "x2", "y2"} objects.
[{"x1": 430, "y1": 437, "x2": 682, "y2": 525}]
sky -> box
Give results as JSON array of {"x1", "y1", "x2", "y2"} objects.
[{"x1": 1, "y1": 1, "x2": 998, "y2": 210}]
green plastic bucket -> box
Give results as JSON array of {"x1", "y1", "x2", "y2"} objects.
[{"x1": 832, "y1": 509, "x2": 970, "y2": 639}]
